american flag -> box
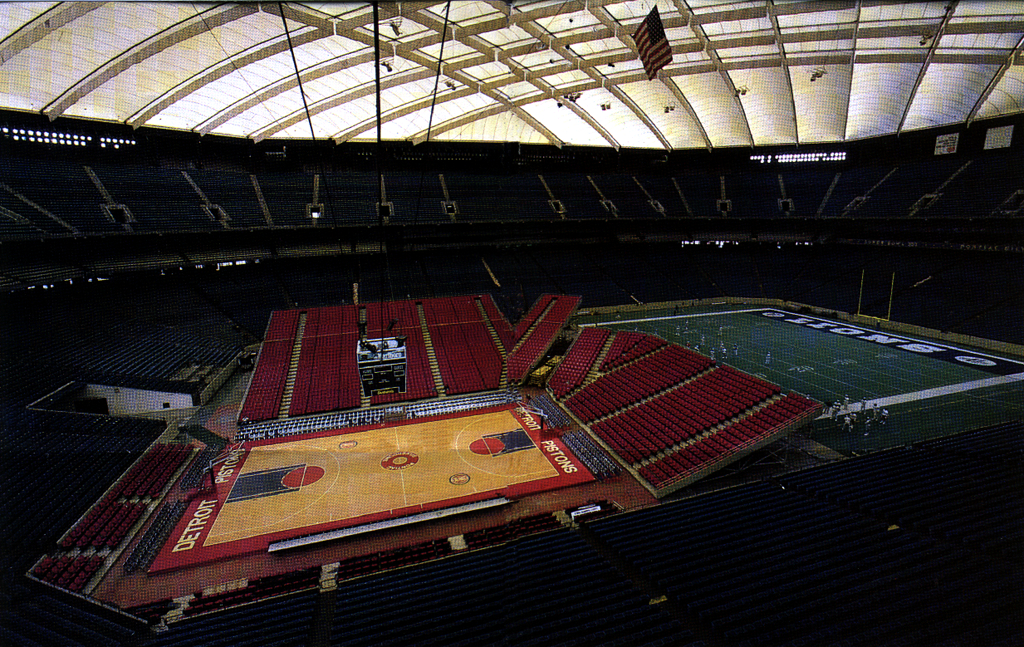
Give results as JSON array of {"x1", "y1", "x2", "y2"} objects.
[{"x1": 633, "y1": 6, "x2": 673, "y2": 81}]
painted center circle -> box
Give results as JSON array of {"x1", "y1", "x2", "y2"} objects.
[
  {"x1": 469, "y1": 437, "x2": 505, "y2": 456},
  {"x1": 381, "y1": 452, "x2": 419, "y2": 470},
  {"x1": 282, "y1": 465, "x2": 325, "y2": 488}
]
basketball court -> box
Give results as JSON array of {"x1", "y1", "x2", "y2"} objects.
[{"x1": 151, "y1": 405, "x2": 592, "y2": 572}]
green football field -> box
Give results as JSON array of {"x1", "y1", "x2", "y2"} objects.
[{"x1": 574, "y1": 304, "x2": 1024, "y2": 454}]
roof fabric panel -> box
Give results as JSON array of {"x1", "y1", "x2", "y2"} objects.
[{"x1": 0, "y1": 1, "x2": 1020, "y2": 149}]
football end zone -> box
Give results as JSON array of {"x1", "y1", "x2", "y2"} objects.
[{"x1": 150, "y1": 405, "x2": 592, "y2": 573}]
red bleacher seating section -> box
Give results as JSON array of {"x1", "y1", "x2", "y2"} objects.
[
  {"x1": 478, "y1": 294, "x2": 514, "y2": 352},
  {"x1": 461, "y1": 512, "x2": 562, "y2": 549},
  {"x1": 547, "y1": 327, "x2": 610, "y2": 398},
  {"x1": 563, "y1": 344, "x2": 713, "y2": 422},
  {"x1": 507, "y1": 294, "x2": 580, "y2": 382},
  {"x1": 423, "y1": 296, "x2": 502, "y2": 395},
  {"x1": 366, "y1": 300, "x2": 437, "y2": 405},
  {"x1": 33, "y1": 554, "x2": 105, "y2": 593},
  {"x1": 599, "y1": 330, "x2": 666, "y2": 371},
  {"x1": 59, "y1": 443, "x2": 191, "y2": 550},
  {"x1": 239, "y1": 310, "x2": 301, "y2": 422},
  {"x1": 184, "y1": 567, "x2": 321, "y2": 616},
  {"x1": 108, "y1": 443, "x2": 192, "y2": 500},
  {"x1": 638, "y1": 394, "x2": 819, "y2": 488},
  {"x1": 288, "y1": 306, "x2": 361, "y2": 416},
  {"x1": 555, "y1": 329, "x2": 820, "y2": 492},
  {"x1": 240, "y1": 295, "x2": 553, "y2": 423},
  {"x1": 60, "y1": 500, "x2": 147, "y2": 550},
  {"x1": 333, "y1": 538, "x2": 453, "y2": 582},
  {"x1": 512, "y1": 295, "x2": 555, "y2": 342}
]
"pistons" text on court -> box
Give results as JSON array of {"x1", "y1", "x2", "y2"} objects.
[{"x1": 542, "y1": 440, "x2": 578, "y2": 473}]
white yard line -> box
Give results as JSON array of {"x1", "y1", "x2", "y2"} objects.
[
  {"x1": 581, "y1": 308, "x2": 767, "y2": 327},
  {"x1": 817, "y1": 372, "x2": 1024, "y2": 419}
]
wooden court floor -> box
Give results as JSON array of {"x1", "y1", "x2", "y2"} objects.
[{"x1": 152, "y1": 406, "x2": 590, "y2": 572}]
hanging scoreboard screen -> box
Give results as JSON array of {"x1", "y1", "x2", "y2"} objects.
[{"x1": 356, "y1": 337, "x2": 407, "y2": 397}]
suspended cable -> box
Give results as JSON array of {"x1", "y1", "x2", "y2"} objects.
[
  {"x1": 373, "y1": 1, "x2": 395, "y2": 337},
  {"x1": 413, "y1": 1, "x2": 452, "y2": 225},
  {"x1": 280, "y1": 2, "x2": 337, "y2": 231},
  {"x1": 420, "y1": 1, "x2": 453, "y2": 148},
  {"x1": 279, "y1": 3, "x2": 316, "y2": 141}
]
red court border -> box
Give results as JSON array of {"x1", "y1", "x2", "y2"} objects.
[{"x1": 150, "y1": 405, "x2": 591, "y2": 573}]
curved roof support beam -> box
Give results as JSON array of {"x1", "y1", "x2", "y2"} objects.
[
  {"x1": 767, "y1": 1, "x2": 799, "y2": 143},
  {"x1": 0, "y1": 2, "x2": 105, "y2": 65},
  {"x1": 966, "y1": 32, "x2": 1024, "y2": 127},
  {"x1": 215, "y1": 0, "x2": 836, "y2": 140},
  {"x1": 332, "y1": 87, "x2": 477, "y2": 144},
  {"x1": 406, "y1": 4, "x2": 576, "y2": 147},
  {"x1": 250, "y1": 35, "x2": 539, "y2": 143},
  {"x1": 502, "y1": 100, "x2": 565, "y2": 148},
  {"x1": 202, "y1": 33, "x2": 450, "y2": 135},
  {"x1": 43, "y1": 4, "x2": 258, "y2": 119},
  {"x1": 897, "y1": 1, "x2": 958, "y2": 136},
  {"x1": 672, "y1": 0, "x2": 755, "y2": 146},
  {"x1": 208, "y1": 46, "x2": 379, "y2": 137},
  {"x1": 413, "y1": 6, "x2": 623, "y2": 149},
  {"x1": 249, "y1": 9, "x2": 501, "y2": 142},
  {"x1": 607, "y1": 86, "x2": 672, "y2": 150},
  {"x1": 662, "y1": 80, "x2": 712, "y2": 151},
  {"x1": 409, "y1": 103, "x2": 505, "y2": 145},
  {"x1": 349, "y1": 77, "x2": 565, "y2": 147},
  {"x1": 254, "y1": 67, "x2": 435, "y2": 141},
  {"x1": 559, "y1": 93, "x2": 621, "y2": 150},
  {"x1": 129, "y1": 28, "x2": 324, "y2": 129}
]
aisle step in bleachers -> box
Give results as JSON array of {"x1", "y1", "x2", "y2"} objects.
[
  {"x1": 423, "y1": 296, "x2": 503, "y2": 394},
  {"x1": 563, "y1": 342, "x2": 713, "y2": 423},
  {"x1": 547, "y1": 327, "x2": 610, "y2": 398},
  {"x1": 507, "y1": 294, "x2": 581, "y2": 382},
  {"x1": 238, "y1": 310, "x2": 301, "y2": 423}
]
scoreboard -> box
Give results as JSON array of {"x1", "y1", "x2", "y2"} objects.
[{"x1": 356, "y1": 337, "x2": 407, "y2": 397}]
